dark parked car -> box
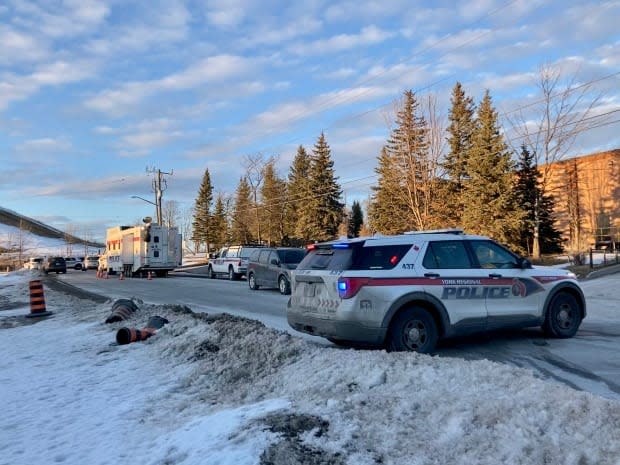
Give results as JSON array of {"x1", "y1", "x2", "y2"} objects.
[
  {"x1": 44, "y1": 256, "x2": 67, "y2": 274},
  {"x1": 247, "y1": 247, "x2": 307, "y2": 295}
]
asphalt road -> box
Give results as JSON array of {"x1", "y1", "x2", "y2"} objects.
[{"x1": 52, "y1": 268, "x2": 620, "y2": 401}]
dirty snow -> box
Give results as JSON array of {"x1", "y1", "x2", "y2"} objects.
[{"x1": 1, "y1": 270, "x2": 620, "y2": 465}]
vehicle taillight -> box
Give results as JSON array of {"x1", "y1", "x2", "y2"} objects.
[{"x1": 337, "y1": 277, "x2": 370, "y2": 299}]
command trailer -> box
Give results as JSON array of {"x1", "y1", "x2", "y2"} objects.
[{"x1": 99, "y1": 219, "x2": 182, "y2": 277}]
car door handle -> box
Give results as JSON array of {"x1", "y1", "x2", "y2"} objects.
[
  {"x1": 424, "y1": 273, "x2": 440, "y2": 278},
  {"x1": 488, "y1": 273, "x2": 502, "y2": 278}
]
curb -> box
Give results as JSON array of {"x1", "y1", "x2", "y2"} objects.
[{"x1": 585, "y1": 263, "x2": 620, "y2": 280}]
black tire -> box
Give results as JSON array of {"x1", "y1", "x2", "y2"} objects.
[
  {"x1": 207, "y1": 266, "x2": 215, "y2": 279},
  {"x1": 248, "y1": 273, "x2": 259, "y2": 290},
  {"x1": 278, "y1": 275, "x2": 291, "y2": 295},
  {"x1": 228, "y1": 267, "x2": 237, "y2": 281},
  {"x1": 543, "y1": 292, "x2": 582, "y2": 338},
  {"x1": 387, "y1": 307, "x2": 438, "y2": 354}
]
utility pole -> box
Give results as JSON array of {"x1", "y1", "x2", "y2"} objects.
[{"x1": 147, "y1": 167, "x2": 173, "y2": 225}]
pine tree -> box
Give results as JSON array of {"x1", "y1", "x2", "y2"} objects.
[
  {"x1": 348, "y1": 200, "x2": 364, "y2": 237},
  {"x1": 461, "y1": 91, "x2": 524, "y2": 248},
  {"x1": 288, "y1": 145, "x2": 313, "y2": 242},
  {"x1": 306, "y1": 132, "x2": 343, "y2": 241},
  {"x1": 442, "y1": 82, "x2": 476, "y2": 226},
  {"x1": 230, "y1": 177, "x2": 254, "y2": 244},
  {"x1": 191, "y1": 168, "x2": 213, "y2": 253}
]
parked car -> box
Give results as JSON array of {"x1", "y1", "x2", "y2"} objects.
[
  {"x1": 207, "y1": 245, "x2": 266, "y2": 280},
  {"x1": 287, "y1": 229, "x2": 586, "y2": 353},
  {"x1": 247, "y1": 247, "x2": 307, "y2": 294},
  {"x1": 44, "y1": 256, "x2": 67, "y2": 274},
  {"x1": 24, "y1": 257, "x2": 44, "y2": 270},
  {"x1": 64, "y1": 257, "x2": 83, "y2": 270},
  {"x1": 83, "y1": 256, "x2": 99, "y2": 270}
]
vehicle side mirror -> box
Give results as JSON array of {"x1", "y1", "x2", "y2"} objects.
[
  {"x1": 271, "y1": 258, "x2": 280, "y2": 266},
  {"x1": 519, "y1": 258, "x2": 532, "y2": 269}
]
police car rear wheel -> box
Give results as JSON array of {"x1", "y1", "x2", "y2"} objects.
[
  {"x1": 543, "y1": 292, "x2": 581, "y2": 338},
  {"x1": 388, "y1": 307, "x2": 438, "y2": 354}
]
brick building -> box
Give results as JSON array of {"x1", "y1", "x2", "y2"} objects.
[{"x1": 545, "y1": 149, "x2": 619, "y2": 251}]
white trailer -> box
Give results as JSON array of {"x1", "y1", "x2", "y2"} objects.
[{"x1": 99, "y1": 220, "x2": 182, "y2": 277}]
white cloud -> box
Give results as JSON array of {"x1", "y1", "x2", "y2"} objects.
[
  {"x1": 0, "y1": 60, "x2": 96, "y2": 111},
  {"x1": 205, "y1": 0, "x2": 251, "y2": 28},
  {"x1": 288, "y1": 25, "x2": 395, "y2": 56},
  {"x1": 324, "y1": 0, "x2": 411, "y2": 22},
  {"x1": 11, "y1": 0, "x2": 109, "y2": 39},
  {"x1": 0, "y1": 27, "x2": 48, "y2": 64},
  {"x1": 84, "y1": 0, "x2": 190, "y2": 56},
  {"x1": 85, "y1": 55, "x2": 256, "y2": 115},
  {"x1": 237, "y1": 16, "x2": 323, "y2": 48},
  {"x1": 15, "y1": 137, "x2": 72, "y2": 154},
  {"x1": 324, "y1": 67, "x2": 358, "y2": 80}
]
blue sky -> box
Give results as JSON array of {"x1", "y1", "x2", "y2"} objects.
[{"x1": 1, "y1": 0, "x2": 619, "y2": 242}]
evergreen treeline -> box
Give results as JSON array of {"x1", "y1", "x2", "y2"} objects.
[{"x1": 190, "y1": 84, "x2": 563, "y2": 256}]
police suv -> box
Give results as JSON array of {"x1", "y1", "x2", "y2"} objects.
[{"x1": 286, "y1": 229, "x2": 586, "y2": 353}]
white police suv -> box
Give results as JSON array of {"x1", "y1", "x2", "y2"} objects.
[{"x1": 286, "y1": 229, "x2": 586, "y2": 353}]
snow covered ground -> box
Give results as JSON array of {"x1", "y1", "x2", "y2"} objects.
[{"x1": 1, "y1": 269, "x2": 620, "y2": 465}]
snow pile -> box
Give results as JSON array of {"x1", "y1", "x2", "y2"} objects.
[{"x1": 1, "y1": 270, "x2": 619, "y2": 465}]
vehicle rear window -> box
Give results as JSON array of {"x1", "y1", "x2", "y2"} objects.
[
  {"x1": 279, "y1": 249, "x2": 306, "y2": 264},
  {"x1": 297, "y1": 243, "x2": 411, "y2": 271}
]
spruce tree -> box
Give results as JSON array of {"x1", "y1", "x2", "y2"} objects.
[
  {"x1": 306, "y1": 132, "x2": 343, "y2": 241},
  {"x1": 288, "y1": 145, "x2": 312, "y2": 242},
  {"x1": 368, "y1": 146, "x2": 409, "y2": 233},
  {"x1": 191, "y1": 168, "x2": 213, "y2": 253},
  {"x1": 348, "y1": 200, "x2": 364, "y2": 238},
  {"x1": 211, "y1": 193, "x2": 228, "y2": 251},
  {"x1": 443, "y1": 82, "x2": 475, "y2": 225},
  {"x1": 369, "y1": 90, "x2": 440, "y2": 232},
  {"x1": 461, "y1": 91, "x2": 523, "y2": 248},
  {"x1": 514, "y1": 145, "x2": 563, "y2": 256},
  {"x1": 230, "y1": 177, "x2": 254, "y2": 244},
  {"x1": 261, "y1": 160, "x2": 287, "y2": 246}
]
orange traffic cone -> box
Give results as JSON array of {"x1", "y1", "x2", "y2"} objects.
[
  {"x1": 116, "y1": 316, "x2": 168, "y2": 345},
  {"x1": 105, "y1": 299, "x2": 139, "y2": 324},
  {"x1": 26, "y1": 280, "x2": 53, "y2": 318}
]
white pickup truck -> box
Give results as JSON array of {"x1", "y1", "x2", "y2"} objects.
[
  {"x1": 24, "y1": 257, "x2": 44, "y2": 270},
  {"x1": 207, "y1": 245, "x2": 265, "y2": 280}
]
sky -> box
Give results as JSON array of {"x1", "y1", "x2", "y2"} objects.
[
  {"x1": 1, "y1": 0, "x2": 619, "y2": 243},
  {"x1": 1, "y1": 268, "x2": 620, "y2": 465}
]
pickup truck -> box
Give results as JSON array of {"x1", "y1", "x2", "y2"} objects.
[{"x1": 207, "y1": 245, "x2": 265, "y2": 280}]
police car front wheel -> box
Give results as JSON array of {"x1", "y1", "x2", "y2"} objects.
[
  {"x1": 543, "y1": 292, "x2": 582, "y2": 338},
  {"x1": 387, "y1": 307, "x2": 438, "y2": 354}
]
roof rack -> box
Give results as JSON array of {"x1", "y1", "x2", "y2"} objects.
[{"x1": 403, "y1": 228, "x2": 464, "y2": 235}]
